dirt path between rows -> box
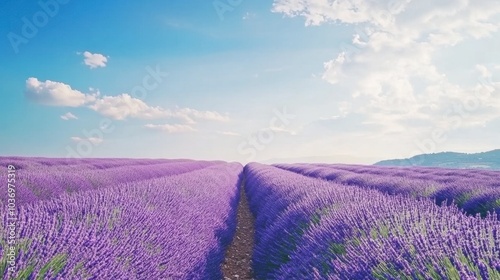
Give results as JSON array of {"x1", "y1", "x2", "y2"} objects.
[{"x1": 222, "y1": 184, "x2": 255, "y2": 280}]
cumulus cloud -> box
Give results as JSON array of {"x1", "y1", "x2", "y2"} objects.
[
  {"x1": 71, "y1": 136, "x2": 103, "y2": 145},
  {"x1": 272, "y1": 0, "x2": 500, "y2": 131},
  {"x1": 25, "y1": 78, "x2": 231, "y2": 123},
  {"x1": 145, "y1": 123, "x2": 196, "y2": 133},
  {"x1": 476, "y1": 64, "x2": 493, "y2": 79},
  {"x1": 79, "y1": 51, "x2": 108, "y2": 69},
  {"x1": 88, "y1": 94, "x2": 230, "y2": 122},
  {"x1": 172, "y1": 107, "x2": 229, "y2": 124},
  {"x1": 60, "y1": 112, "x2": 78, "y2": 120},
  {"x1": 89, "y1": 94, "x2": 167, "y2": 120},
  {"x1": 25, "y1": 77, "x2": 96, "y2": 107}
]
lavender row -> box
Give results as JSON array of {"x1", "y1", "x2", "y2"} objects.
[
  {"x1": 276, "y1": 164, "x2": 500, "y2": 217},
  {"x1": 1, "y1": 160, "x2": 221, "y2": 205},
  {"x1": 0, "y1": 157, "x2": 194, "y2": 171},
  {"x1": 0, "y1": 162, "x2": 243, "y2": 279},
  {"x1": 314, "y1": 163, "x2": 500, "y2": 187},
  {"x1": 245, "y1": 163, "x2": 500, "y2": 279}
]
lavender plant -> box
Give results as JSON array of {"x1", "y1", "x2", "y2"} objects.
[
  {"x1": 275, "y1": 164, "x2": 500, "y2": 216},
  {"x1": 246, "y1": 163, "x2": 500, "y2": 279},
  {"x1": 1, "y1": 161, "x2": 242, "y2": 279}
]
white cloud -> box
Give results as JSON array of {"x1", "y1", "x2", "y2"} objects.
[
  {"x1": 71, "y1": 136, "x2": 103, "y2": 145},
  {"x1": 243, "y1": 12, "x2": 256, "y2": 20},
  {"x1": 60, "y1": 112, "x2": 78, "y2": 120},
  {"x1": 80, "y1": 51, "x2": 108, "y2": 69},
  {"x1": 89, "y1": 94, "x2": 167, "y2": 120},
  {"x1": 25, "y1": 77, "x2": 96, "y2": 107},
  {"x1": 145, "y1": 123, "x2": 196, "y2": 133},
  {"x1": 88, "y1": 94, "x2": 230, "y2": 122},
  {"x1": 476, "y1": 64, "x2": 493, "y2": 79},
  {"x1": 172, "y1": 107, "x2": 229, "y2": 124},
  {"x1": 272, "y1": 0, "x2": 500, "y2": 132},
  {"x1": 26, "y1": 78, "x2": 230, "y2": 123}
]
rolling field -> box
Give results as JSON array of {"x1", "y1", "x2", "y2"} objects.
[{"x1": 1, "y1": 158, "x2": 499, "y2": 279}]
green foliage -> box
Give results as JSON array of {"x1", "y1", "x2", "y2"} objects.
[
  {"x1": 371, "y1": 261, "x2": 412, "y2": 280},
  {"x1": 36, "y1": 253, "x2": 68, "y2": 280}
]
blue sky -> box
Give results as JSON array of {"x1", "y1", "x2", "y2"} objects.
[{"x1": 1, "y1": 0, "x2": 500, "y2": 163}]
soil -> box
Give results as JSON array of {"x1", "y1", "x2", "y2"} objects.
[{"x1": 222, "y1": 184, "x2": 255, "y2": 280}]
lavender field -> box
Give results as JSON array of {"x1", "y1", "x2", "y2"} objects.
[
  {"x1": 1, "y1": 158, "x2": 242, "y2": 279},
  {"x1": 1, "y1": 158, "x2": 500, "y2": 279},
  {"x1": 5, "y1": 0, "x2": 500, "y2": 278},
  {"x1": 247, "y1": 163, "x2": 500, "y2": 279},
  {"x1": 275, "y1": 163, "x2": 500, "y2": 217}
]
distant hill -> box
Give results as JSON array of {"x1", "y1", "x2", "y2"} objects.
[{"x1": 375, "y1": 149, "x2": 500, "y2": 169}]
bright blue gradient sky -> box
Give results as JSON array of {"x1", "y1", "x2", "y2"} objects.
[{"x1": 1, "y1": 0, "x2": 499, "y2": 163}]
